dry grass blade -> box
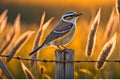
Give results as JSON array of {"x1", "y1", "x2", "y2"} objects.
[
  {"x1": 0, "y1": 59, "x2": 13, "y2": 79},
  {"x1": 30, "y1": 12, "x2": 54, "y2": 66},
  {"x1": 43, "y1": 74, "x2": 51, "y2": 79},
  {"x1": 6, "y1": 31, "x2": 34, "y2": 63},
  {"x1": 1, "y1": 14, "x2": 21, "y2": 55},
  {"x1": 21, "y1": 61, "x2": 34, "y2": 79},
  {"x1": 42, "y1": 17, "x2": 54, "y2": 31},
  {"x1": 116, "y1": 0, "x2": 120, "y2": 15},
  {"x1": 103, "y1": 7, "x2": 118, "y2": 42},
  {"x1": 86, "y1": 8, "x2": 101, "y2": 57},
  {"x1": 30, "y1": 17, "x2": 54, "y2": 66},
  {"x1": 13, "y1": 14, "x2": 21, "y2": 35},
  {"x1": 0, "y1": 9, "x2": 8, "y2": 23},
  {"x1": 1, "y1": 14, "x2": 21, "y2": 54},
  {"x1": 30, "y1": 12, "x2": 46, "y2": 66},
  {"x1": 0, "y1": 16, "x2": 7, "y2": 33},
  {"x1": 79, "y1": 69, "x2": 93, "y2": 77},
  {"x1": 95, "y1": 33, "x2": 116, "y2": 70},
  {"x1": 74, "y1": 71, "x2": 78, "y2": 78},
  {"x1": 0, "y1": 29, "x2": 15, "y2": 54}
]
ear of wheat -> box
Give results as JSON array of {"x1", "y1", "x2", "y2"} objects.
[
  {"x1": 95, "y1": 33, "x2": 116, "y2": 70},
  {"x1": 30, "y1": 12, "x2": 46, "y2": 67},
  {"x1": 86, "y1": 8, "x2": 101, "y2": 57},
  {"x1": 103, "y1": 7, "x2": 118, "y2": 42},
  {"x1": 0, "y1": 16, "x2": 7, "y2": 33},
  {"x1": 13, "y1": 14, "x2": 21, "y2": 35},
  {"x1": 0, "y1": 59, "x2": 13, "y2": 79},
  {"x1": 21, "y1": 61, "x2": 34, "y2": 79},
  {"x1": 0, "y1": 14, "x2": 21, "y2": 55},
  {"x1": 6, "y1": 31, "x2": 34, "y2": 63},
  {"x1": 30, "y1": 13, "x2": 54, "y2": 66},
  {"x1": 0, "y1": 9, "x2": 8, "y2": 23},
  {"x1": 0, "y1": 28, "x2": 15, "y2": 54}
]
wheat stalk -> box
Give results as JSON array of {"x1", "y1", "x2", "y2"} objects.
[
  {"x1": 0, "y1": 28, "x2": 15, "y2": 54},
  {"x1": 21, "y1": 61, "x2": 34, "y2": 79},
  {"x1": 0, "y1": 59, "x2": 13, "y2": 79},
  {"x1": 0, "y1": 14, "x2": 21, "y2": 55},
  {"x1": 30, "y1": 12, "x2": 46, "y2": 67},
  {"x1": 43, "y1": 74, "x2": 51, "y2": 79},
  {"x1": 86, "y1": 8, "x2": 101, "y2": 57},
  {"x1": 95, "y1": 33, "x2": 116, "y2": 70},
  {"x1": 0, "y1": 16, "x2": 7, "y2": 33},
  {"x1": 7, "y1": 14, "x2": 21, "y2": 49},
  {"x1": 103, "y1": 7, "x2": 118, "y2": 42},
  {"x1": 30, "y1": 12, "x2": 54, "y2": 66},
  {"x1": 13, "y1": 14, "x2": 21, "y2": 36},
  {"x1": 42, "y1": 17, "x2": 54, "y2": 31},
  {"x1": 6, "y1": 31, "x2": 34, "y2": 63},
  {"x1": 0, "y1": 9, "x2": 8, "y2": 23}
]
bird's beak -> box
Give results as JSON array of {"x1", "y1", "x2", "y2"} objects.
[{"x1": 75, "y1": 13, "x2": 82, "y2": 17}]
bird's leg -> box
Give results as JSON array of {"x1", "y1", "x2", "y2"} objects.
[
  {"x1": 61, "y1": 45, "x2": 69, "y2": 50},
  {"x1": 57, "y1": 45, "x2": 62, "y2": 50}
]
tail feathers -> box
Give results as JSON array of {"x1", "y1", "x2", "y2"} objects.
[{"x1": 29, "y1": 44, "x2": 45, "y2": 56}]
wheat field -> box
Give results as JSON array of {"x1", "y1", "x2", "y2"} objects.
[{"x1": 0, "y1": 0, "x2": 120, "y2": 79}]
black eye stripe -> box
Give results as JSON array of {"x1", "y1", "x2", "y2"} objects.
[{"x1": 64, "y1": 15, "x2": 74, "y2": 18}]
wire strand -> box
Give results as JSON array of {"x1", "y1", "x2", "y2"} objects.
[{"x1": 0, "y1": 54, "x2": 120, "y2": 63}]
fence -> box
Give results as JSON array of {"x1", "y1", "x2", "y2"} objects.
[{"x1": 0, "y1": 49, "x2": 120, "y2": 79}]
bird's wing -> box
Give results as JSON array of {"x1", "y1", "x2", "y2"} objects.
[
  {"x1": 53, "y1": 24, "x2": 73, "y2": 33},
  {"x1": 44, "y1": 23, "x2": 74, "y2": 44}
]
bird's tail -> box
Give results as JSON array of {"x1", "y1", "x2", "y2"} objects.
[{"x1": 29, "y1": 44, "x2": 46, "y2": 56}]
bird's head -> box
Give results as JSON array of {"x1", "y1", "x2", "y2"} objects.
[{"x1": 62, "y1": 11, "x2": 82, "y2": 23}]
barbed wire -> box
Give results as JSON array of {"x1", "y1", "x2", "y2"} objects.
[{"x1": 0, "y1": 54, "x2": 120, "y2": 63}]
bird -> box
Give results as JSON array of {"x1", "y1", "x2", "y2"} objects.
[{"x1": 29, "y1": 11, "x2": 82, "y2": 56}]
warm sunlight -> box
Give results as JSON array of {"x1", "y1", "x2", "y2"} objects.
[{"x1": 0, "y1": 0, "x2": 119, "y2": 79}]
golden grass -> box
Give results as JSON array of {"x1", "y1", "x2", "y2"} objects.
[
  {"x1": 0, "y1": 14, "x2": 21, "y2": 55},
  {"x1": 0, "y1": 16, "x2": 7, "y2": 33},
  {"x1": 30, "y1": 12, "x2": 45, "y2": 67},
  {"x1": 13, "y1": 14, "x2": 21, "y2": 36},
  {"x1": 0, "y1": 9, "x2": 8, "y2": 24},
  {"x1": 86, "y1": 8, "x2": 101, "y2": 57},
  {"x1": 103, "y1": 7, "x2": 118, "y2": 42},
  {"x1": 21, "y1": 61, "x2": 34, "y2": 79},
  {"x1": 0, "y1": 1, "x2": 119, "y2": 78},
  {"x1": 79, "y1": 68, "x2": 93, "y2": 77},
  {"x1": 0, "y1": 28, "x2": 15, "y2": 54},
  {"x1": 6, "y1": 31, "x2": 34, "y2": 63},
  {"x1": 95, "y1": 33, "x2": 116, "y2": 70},
  {"x1": 30, "y1": 12, "x2": 54, "y2": 66}
]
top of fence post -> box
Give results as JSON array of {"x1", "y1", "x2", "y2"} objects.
[{"x1": 55, "y1": 49, "x2": 74, "y2": 79}]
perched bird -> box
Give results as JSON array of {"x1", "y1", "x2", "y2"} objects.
[{"x1": 29, "y1": 11, "x2": 82, "y2": 56}]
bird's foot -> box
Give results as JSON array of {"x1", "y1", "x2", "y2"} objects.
[
  {"x1": 57, "y1": 45, "x2": 62, "y2": 50},
  {"x1": 61, "y1": 45, "x2": 69, "y2": 50}
]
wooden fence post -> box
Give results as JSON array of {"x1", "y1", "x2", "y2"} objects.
[{"x1": 55, "y1": 49, "x2": 74, "y2": 79}]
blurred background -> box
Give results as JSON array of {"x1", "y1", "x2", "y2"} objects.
[
  {"x1": 0, "y1": 0, "x2": 116, "y2": 25},
  {"x1": 0, "y1": 0, "x2": 119, "y2": 79}
]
